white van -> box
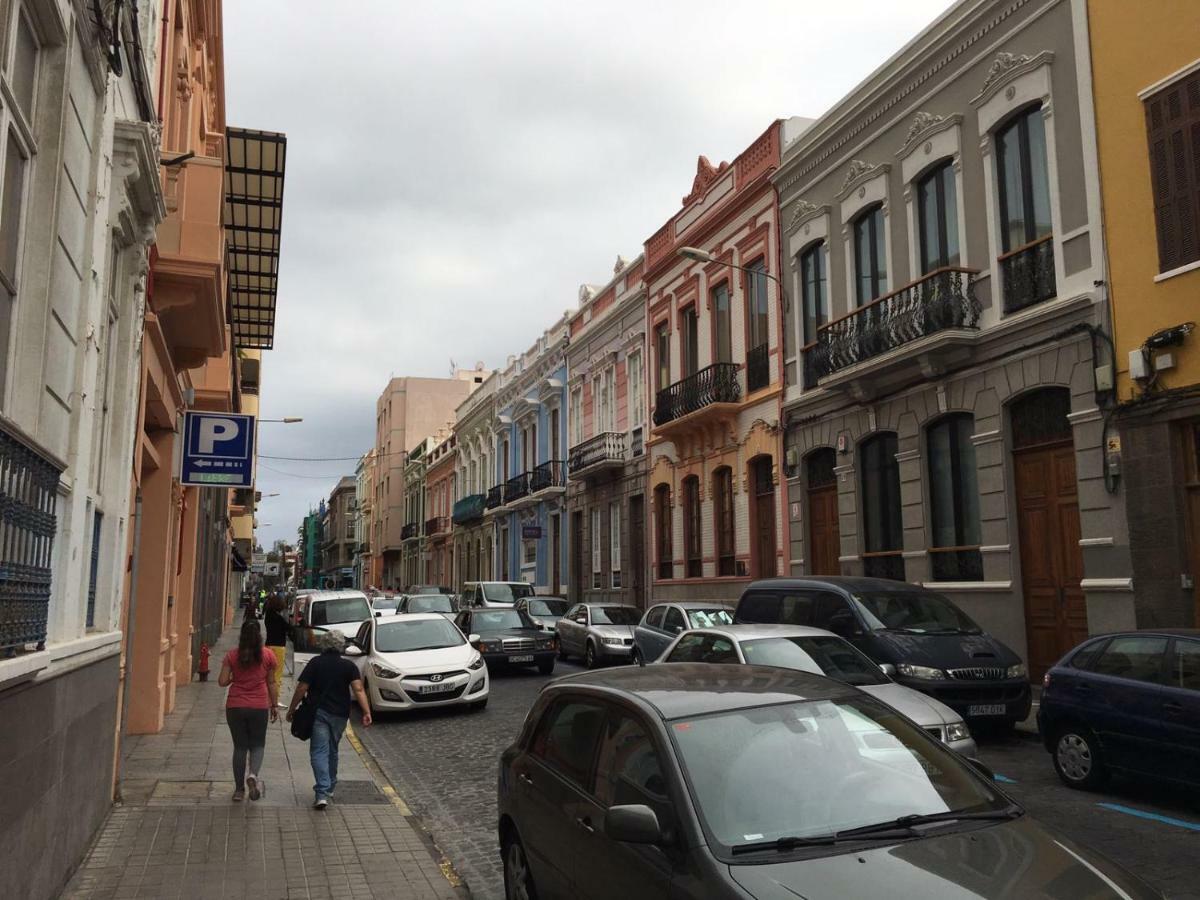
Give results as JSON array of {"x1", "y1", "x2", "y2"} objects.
[{"x1": 292, "y1": 590, "x2": 373, "y2": 668}]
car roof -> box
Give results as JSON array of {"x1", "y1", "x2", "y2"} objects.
[
  {"x1": 309, "y1": 590, "x2": 368, "y2": 601},
  {"x1": 742, "y1": 576, "x2": 928, "y2": 594},
  {"x1": 1077, "y1": 628, "x2": 1200, "y2": 641},
  {"x1": 581, "y1": 602, "x2": 638, "y2": 608},
  {"x1": 652, "y1": 601, "x2": 732, "y2": 610},
  {"x1": 683, "y1": 624, "x2": 837, "y2": 640},
  {"x1": 376, "y1": 612, "x2": 450, "y2": 623},
  {"x1": 551, "y1": 663, "x2": 857, "y2": 719}
]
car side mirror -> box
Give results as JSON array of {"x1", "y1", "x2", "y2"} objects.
[
  {"x1": 374, "y1": 611, "x2": 382, "y2": 618},
  {"x1": 966, "y1": 757, "x2": 995, "y2": 781},
  {"x1": 344, "y1": 644, "x2": 364, "y2": 658},
  {"x1": 468, "y1": 633, "x2": 481, "y2": 647},
  {"x1": 604, "y1": 804, "x2": 662, "y2": 845},
  {"x1": 879, "y1": 663, "x2": 897, "y2": 677}
]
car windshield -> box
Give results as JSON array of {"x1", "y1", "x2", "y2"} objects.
[
  {"x1": 591, "y1": 606, "x2": 641, "y2": 626},
  {"x1": 375, "y1": 618, "x2": 464, "y2": 652},
  {"x1": 408, "y1": 595, "x2": 454, "y2": 613},
  {"x1": 473, "y1": 610, "x2": 530, "y2": 631},
  {"x1": 688, "y1": 608, "x2": 733, "y2": 628},
  {"x1": 526, "y1": 598, "x2": 569, "y2": 617},
  {"x1": 670, "y1": 697, "x2": 1006, "y2": 854},
  {"x1": 371, "y1": 599, "x2": 396, "y2": 612},
  {"x1": 482, "y1": 583, "x2": 535, "y2": 603},
  {"x1": 411, "y1": 585, "x2": 451, "y2": 595},
  {"x1": 852, "y1": 591, "x2": 981, "y2": 634},
  {"x1": 740, "y1": 636, "x2": 889, "y2": 686},
  {"x1": 311, "y1": 596, "x2": 371, "y2": 625}
]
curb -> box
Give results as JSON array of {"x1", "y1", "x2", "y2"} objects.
[{"x1": 345, "y1": 722, "x2": 469, "y2": 894}]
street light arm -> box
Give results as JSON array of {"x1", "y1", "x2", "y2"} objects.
[{"x1": 677, "y1": 247, "x2": 789, "y2": 310}]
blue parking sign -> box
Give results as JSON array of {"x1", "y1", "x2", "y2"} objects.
[{"x1": 180, "y1": 412, "x2": 256, "y2": 488}]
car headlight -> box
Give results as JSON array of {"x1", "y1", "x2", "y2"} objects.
[
  {"x1": 481, "y1": 641, "x2": 500, "y2": 652},
  {"x1": 601, "y1": 637, "x2": 624, "y2": 646},
  {"x1": 537, "y1": 637, "x2": 557, "y2": 650},
  {"x1": 468, "y1": 655, "x2": 485, "y2": 671},
  {"x1": 945, "y1": 722, "x2": 972, "y2": 743},
  {"x1": 897, "y1": 663, "x2": 946, "y2": 680},
  {"x1": 371, "y1": 663, "x2": 401, "y2": 680},
  {"x1": 1006, "y1": 663, "x2": 1027, "y2": 679}
]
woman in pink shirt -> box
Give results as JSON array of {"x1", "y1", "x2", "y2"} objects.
[{"x1": 218, "y1": 620, "x2": 279, "y2": 801}]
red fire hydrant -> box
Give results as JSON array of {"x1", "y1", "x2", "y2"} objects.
[{"x1": 198, "y1": 642, "x2": 211, "y2": 682}]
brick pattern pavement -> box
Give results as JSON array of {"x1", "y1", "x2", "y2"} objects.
[{"x1": 60, "y1": 626, "x2": 465, "y2": 900}]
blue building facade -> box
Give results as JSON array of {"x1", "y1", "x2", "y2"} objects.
[{"x1": 486, "y1": 315, "x2": 570, "y2": 593}]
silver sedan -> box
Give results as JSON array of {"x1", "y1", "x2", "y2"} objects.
[{"x1": 556, "y1": 602, "x2": 643, "y2": 669}]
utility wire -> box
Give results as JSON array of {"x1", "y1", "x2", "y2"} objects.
[{"x1": 259, "y1": 462, "x2": 353, "y2": 479}]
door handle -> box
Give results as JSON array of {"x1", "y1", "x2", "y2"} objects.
[
  {"x1": 518, "y1": 772, "x2": 534, "y2": 787},
  {"x1": 575, "y1": 816, "x2": 594, "y2": 833}
]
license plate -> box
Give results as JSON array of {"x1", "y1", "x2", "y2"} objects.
[
  {"x1": 968, "y1": 704, "x2": 1007, "y2": 717},
  {"x1": 508, "y1": 654, "x2": 534, "y2": 663},
  {"x1": 418, "y1": 682, "x2": 456, "y2": 694}
]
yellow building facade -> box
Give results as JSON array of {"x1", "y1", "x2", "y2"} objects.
[{"x1": 1089, "y1": 0, "x2": 1200, "y2": 626}]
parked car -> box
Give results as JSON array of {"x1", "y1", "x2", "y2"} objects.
[
  {"x1": 292, "y1": 590, "x2": 373, "y2": 666},
  {"x1": 734, "y1": 577, "x2": 1031, "y2": 726},
  {"x1": 405, "y1": 584, "x2": 454, "y2": 596},
  {"x1": 454, "y1": 607, "x2": 557, "y2": 673},
  {"x1": 1038, "y1": 628, "x2": 1200, "y2": 790},
  {"x1": 633, "y1": 602, "x2": 733, "y2": 663},
  {"x1": 370, "y1": 596, "x2": 399, "y2": 616},
  {"x1": 397, "y1": 593, "x2": 457, "y2": 621},
  {"x1": 515, "y1": 596, "x2": 571, "y2": 632},
  {"x1": 348, "y1": 613, "x2": 488, "y2": 713},
  {"x1": 498, "y1": 664, "x2": 1158, "y2": 900},
  {"x1": 658, "y1": 624, "x2": 976, "y2": 756},
  {"x1": 460, "y1": 580, "x2": 537, "y2": 609},
  {"x1": 556, "y1": 603, "x2": 643, "y2": 669}
]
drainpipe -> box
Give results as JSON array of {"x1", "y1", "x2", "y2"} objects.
[{"x1": 114, "y1": 489, "x2": 144, "y2": 803}]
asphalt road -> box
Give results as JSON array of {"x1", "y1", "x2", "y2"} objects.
[{"x1": 356, "y1": 664, "x2": 1200, "y2": 900}]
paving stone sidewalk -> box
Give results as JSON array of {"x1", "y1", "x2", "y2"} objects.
[{"x1": 61, "y1": 625, "x2": 465, "y2": 900}]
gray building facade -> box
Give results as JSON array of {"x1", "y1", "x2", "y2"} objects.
[{"x1": 775, "y1": 0, "x2": 1130, "y2": 678}]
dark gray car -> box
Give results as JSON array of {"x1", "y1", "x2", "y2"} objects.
[
  {"x1": 632, "y1": 602, "x2": 733, "y2": 663},
  {"x1": 497, "y1": 665, "x2": 1160, "y2": 900}
]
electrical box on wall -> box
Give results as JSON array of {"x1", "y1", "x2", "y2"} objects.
[
  {"x1": 1094, "y1": 364, "x2": 1113, "y2": 391},
  {"x1": 1128, "y1": 349, "x2": 1151, "y2": 380},
  {"x1": 1154, "y1": 352, "x2": 1176, "y2": 372}
]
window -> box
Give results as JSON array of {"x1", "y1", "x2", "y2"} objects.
[
  {"x1": 655, "y1": 322, "x2": 670, "y2": 392},
  {"x1": 1170, "y1": 639, "x2": 1200, "y2": 691},
  {"x1": 926, "y1": 414, "x2": 982, "y2": 581},
  {"x1": 85, "y1": 510, "x2": 102, "y2": 628},
  {"x1": 800, "y1": 242, "x2": 827, "y2": 345},
  {"x1": 665, "y1": 632, "x2": 708, "y2": 662},
  {"x1": 645, "y1": 605, "x2": 665, "y2": 629},
  {"x1": 682, "y1": 475, "x2": 701, "y2": 578},
  {"x1": 499, "y1": 526, "x2": 509, "y2": 580},
  {"x1": 681, "y1": 306, "x2": 699, "y2": 378},
  {"x1": 93, "y1": 245, "x2": 121, "y2": 484},
  {"x1": 996, "y1": 105, "x2": 1054, "y2": 312},
  {"x1": 593, "y1": 374, "x2": 606, "y2": 437},
  {"x1": 735, "y1": 591, "x2": 815, "y2": 625},
  {"x1": 712, "y1": 466, "x2": 734, "y2": 576},
  {"x1": 859, "y1": 433, "x2": 904, "y2": 580},
  {"x1": 662, "y1": 607, "x2": 684, "y2": 634},
  {"x1": 853, "y1": 205, "x2": 887, "y2": 304},
  {"x1": 654, "y1": 484, "x2": 672, "y2": 579},
  {"x1": 1144, "y1": 71, "x2": 1200, "y2": 272},
  {"x1": 917, "y1": 161, "x2": 960, "y2": 273},
  {"x1": 529, "y1": 699, "x2": 608, "y2": 790},
  {"x1": 570, "y1": 387, "x2": 583, "y2": 446},
  {"x1": 1090, "y1": 636, "x2": 1168, "y2": 684},
  {"x1": 594, "y1": 712, "x2": 672, "y2": 827},
  {"x1": 666, "y1": 634, "x2": 738, "y2": 664},
  {"x1": 610, "y1": 501, "x2": 621, "y2": 588},
  {"x1": 627, "y1": 351, "x2": 643, "y2": 428},
  {"x1": 687, "y1": 608, "x2": 732, "y2": 629},
  {"x1": 712, "y1": 282, "x2": 732, "y2": 364},
  {"x1": 550, "y1": 406, "x2": 560, "y2": 460},
  {"x1": 746, "y1": 260, "x2": 770, "y2": 352},
  {"x1": 591, "y1": 507, "x2": 602, "y2": 588}
]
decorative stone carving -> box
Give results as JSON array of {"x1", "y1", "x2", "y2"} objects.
[
  {"x1": 841, "y1": 159, "x2": 878, "y2": 191},
  {"x1": 788, "y1": 199, "x2": 818, "y2": 230},
  {"x1": 981, "y1": 52, "x2": 1032, "y2": 93},
  {"x1": 905, "y1": 112, "x2": 945, "y2": 146},
  {"x1": 682, "y1": 155, "x2": 730, "y2": 206},
  {"x1": 613, "y1": 255, "x2": 627, "y2": 274}
]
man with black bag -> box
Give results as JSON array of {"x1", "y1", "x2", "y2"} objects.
[{"x1": 284, "y1": 630, "x2": 372, "y2": 809}]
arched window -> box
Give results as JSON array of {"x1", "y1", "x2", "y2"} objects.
[
  {"x1": 682, "y1": 475, "x2": 702, "y2": 578},
  {"x1": 800, "y1": 241, "x2": 828, "y2": 345},
  {"x1": 917, "y1": 161, "x2": 959, "y2": 273},
  {"x1": 712, "y1": 467, "x2": 735, "y2": 576},
  {"x1": 654, "y1": 484, "x2": 672, "y2": 580},
  {"x1": 854, "y1": 205, "x2": 888, "y2": 304},
  {"x1": 996, "y1": 104, "x2": 1054, "y2": 312},
  {"x1": 927, "y1": 414, "x2": 982, "y2": 581},
  {"x1": 859, "y1": 432, "x2": 904, "y2": 580}
]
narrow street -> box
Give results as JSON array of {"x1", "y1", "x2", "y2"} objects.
[{"x1": 358, "y1": 665, "x2": 1200, "y2": 900}]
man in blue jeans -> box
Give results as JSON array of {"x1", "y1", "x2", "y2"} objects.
[{"x1": 285, "y1": 631, "x2": 372, "y2": 809}]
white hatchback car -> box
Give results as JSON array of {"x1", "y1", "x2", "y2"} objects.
[{"x1": 349, "y1": 613, "x2": 489, "y2": 713}]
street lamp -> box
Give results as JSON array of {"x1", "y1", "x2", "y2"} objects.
[
  {"x1": 259, "y1": 417, "x2": 303, "y2": 424},
  {"x1": 677, "y1": 246, "x2": 789, "y2": 310}
]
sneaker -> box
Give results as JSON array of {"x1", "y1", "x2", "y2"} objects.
[
  {"x1": 313, "y1": 796, "x2": 328, "y2": 810},
  {"x1": 233, "y1": 790, "x2": 245, "y2": 802},
  {"x1": 246, "y1": 774, "x2": 260, "y2": 801}
]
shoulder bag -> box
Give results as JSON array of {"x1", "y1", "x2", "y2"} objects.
[{"x1": 290, "y1": 680, "x2": 331, "y2": 741}]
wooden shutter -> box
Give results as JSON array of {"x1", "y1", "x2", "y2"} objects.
[
  {"x1": 1145, "y1": 71, "x2": 1200, "y2": 272},
  {"x1": 610, "y1": 501, "x2": 621, "y2": 575},
  {"x1": 592, "y1": 508, "x2": 602, "y2": 574}
]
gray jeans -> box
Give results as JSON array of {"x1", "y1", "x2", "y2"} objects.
[{"x1": 226, "y1": 707, "x2": 268, "y2": 788}]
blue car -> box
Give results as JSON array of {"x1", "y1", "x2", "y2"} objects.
[{"x1": 1037, "y1": 629, "x2": 1200, "y2": 790}]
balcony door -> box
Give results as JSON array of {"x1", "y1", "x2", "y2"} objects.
[
  {"x1": 712, "y1": 282, "x2": 732, "y2": 364},
  {"x1": 917, "y1": 161, "x2": 960, "y2": 273},
  {"x1": 806, "y1": 449, "x2": 840, "y2": 576},
  {"x1": 550, "y1": 407, "x2": 560, "y2": 461},
  {"x1": 681, "y1": 306, "x2": 699, "y2": 378},
  {"x1": 996, "y1": 105, "x2": 1054, "y2": 312},
  {"x1": 854, "y1": 206, "x2": 887, "y2": 304},
  {"x1": 655, "y1": 322, "x2": 670, "y2": 392}
]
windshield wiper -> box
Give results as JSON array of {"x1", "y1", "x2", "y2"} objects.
[
  {"x1": 401, "y1": 644, "x2": 454, "y2": 652},
  {"x1": 835, "y1": 806, "x2": 1020, "y2": 840},
  {"x1": 730, "y1": 834, "x2": 839, "y2": 854}
]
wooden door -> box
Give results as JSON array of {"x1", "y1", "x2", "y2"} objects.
[
  {"x1": 629, "y1": 495, "x2": 645, "y2": 607},
  {"x1": 752, "y1": 457, "x2": 777, "y2": 578},
  {"x1": 808, "y1": 485, "x2": 840, "y2": 576},
  {"x1": 1014, "y1": 441, "x2": 1087, "y2": 678}
]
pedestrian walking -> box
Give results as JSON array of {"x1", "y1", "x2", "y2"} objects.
[
  {"x1": 263, "y1": 594, "x2": 291, "y2": 694},
  {"x1": 218, "y1": 619, "x2": 279, "y2": 802},
  {"x1": 285, "y1": 630, "x2": 372, "y2": 809}
]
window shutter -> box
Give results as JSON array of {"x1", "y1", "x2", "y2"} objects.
[
  {"x1": 610, "y1": 501, "x2": 621, "y2": 572},
  {"x1": 1145, "y1": 72, "x2": 1200, "y2": 272},
  {"x1": 592, "y1": 508, "x2": 602, "y2": 574}
]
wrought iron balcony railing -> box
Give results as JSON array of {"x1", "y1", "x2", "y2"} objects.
[
  {"x1": 1000, "y1": 235, "x2": 1055, "y2": 314},
  {"x1": 400, "y1": 522, "x2": 420, "y2": 541},
  {"x1": 746, "y1": 343, "x2": 770, "y2": 393},
  {"x1": 0, "y1": 424, "x2": 64, "y2": 656},
  {"x1": 652, "y1": 363, "x2": 741, "y2": 427},
  {"x1": 452, "y1": 493, "x2": 486, "y2": 525},
  {"x1": 568, "y1": 432, "x2": 625, "y2": 476},
  {"x1": 485, "y1": 484, "x2": 505, "y2": 510},
  {"x1": 530, "y1": 460, "x2": 566, "y2": 492},
  {"x1": 505, "y1": 471, "x2": 530, "y2": 504},
  {"x1": 802, "y1": 267, "x2": 981, "y2": 389},
  {"x1": 630, "y1": 426, "x2": 645, "y2": 458},
  {"x1": 424, "y1": 516, "x2": 448, "y2": 537}
]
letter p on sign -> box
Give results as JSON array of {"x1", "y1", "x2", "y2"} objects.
[{"x1": 198, "y1": 417, "x2": 238, "y2": 454}]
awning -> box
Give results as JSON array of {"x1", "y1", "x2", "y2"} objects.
[{"x1": 224, "y1": 128, "x2": 287, "y2": 349}]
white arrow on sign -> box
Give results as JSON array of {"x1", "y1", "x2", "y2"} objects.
[{"x1": 195, "y1": 460, "x2": 210, "y2": 468}]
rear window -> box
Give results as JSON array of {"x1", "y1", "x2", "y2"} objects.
[
  {"x1": 1069, "y1": 638, "x2": 1109, "y2": 670},
  {"x1": 737, "y1": 592, "x2": 779, "y2": 623},
  {"x1": 483, "y1": 583, "x2": 535, "y2": 603},
  {"x1": 408, "y1": 595, "x2": 454, "y2": 613},
  {"x1": 688, "y1": 608, "x2": 733, "y2": 629},
  {"x1": 311, "y1": 596, "x2": 371, "y2": 625}
]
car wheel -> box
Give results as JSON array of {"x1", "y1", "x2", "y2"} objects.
[
  {"x1": 537, "y1": 659, "x2": 555, "y2": 675},
  {"x1": 557, "y1": 644, "x2": 569, "y2": 661},
  {"x1": 585, "y1": 641, "x2": 599, "y2": 670},
  {"x1": 1053, "y1": 726, "x2": 1108, "y2": 790},
  {"x1": 503, "y1": 833, "x2": 538, "y2": 900}
]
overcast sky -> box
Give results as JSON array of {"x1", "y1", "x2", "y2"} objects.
[{"x1": 223, "y1": 0, "x2": 952, "y2": 549}]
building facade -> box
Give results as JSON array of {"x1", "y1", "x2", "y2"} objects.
[
  {"x1": 1088, "y1": 0, "x2": 1200, "y2": 628},
  {"x1": 452, "y1": 371, "x2": 497, "y2": 588},
  {"x1": 424, "y1": 434, "x2": 455, "y2": 587},
  {"x1": 400, "y1": 437, "x2": 432, "y2": 588},
  {"x1": 644, "y1": 119, "x2": 807, "y2": 604},
  {"x1": 488, "y1": 319, "x2": 570, "y2": 591},
  {"x1": 353, "y1": 449, "x2": 376, "y2": 589},
  {"x1": 565, "y1": 256, "x2": 651, "y2": 606},
  {"x1": 775, "y1": 0, "x2": 1128, "y2": 678},
  {"x1": 321, "y1": 476, "x2": 357, "y2": 588}
]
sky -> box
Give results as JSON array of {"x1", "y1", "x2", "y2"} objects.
[{"x1": 223, "y1": 0, "x2": 953, "y2": 549}]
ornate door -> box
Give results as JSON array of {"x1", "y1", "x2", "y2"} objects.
[
  {"x1": 806, "y1": 449, "x2": 841, "y2": 576},
  {"x1": 752, "y1": 457, "x2": 777, "y2": 578}
]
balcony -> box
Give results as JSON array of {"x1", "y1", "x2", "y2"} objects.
[
  {"x1": 746, "y1": 343, "x2": 770, "y2": 393},
  {"x1": 505, "y1": 471, "x2": 531, "y2": 507},
  {"x1": 652, "y1": 363, "x2": 741, "y2": 435},
  {"x1": 400, "y1": 522, "x2": 420, "y2": 542},
  {"x1": 802, "y1": 267, "x2": 981, "y2": 394},
  {"x1": 453, "y1": 493, "x2": 486, "y2": 525},
  {"x1": 425, "y1": 516, "x2": 449, "y2": 538},
  {"x1": 485, "y1": 484, "x2": 505, "y2": 511},
  {"x1": 530, "y1": 460, "x2": 566, "y2": 495},
  {"x1": 569, "y1": 433, "x2": 625, "y2": 480},
  {"x1": 1000, "y1": 235, "x2": 1055, "y2": 314}
]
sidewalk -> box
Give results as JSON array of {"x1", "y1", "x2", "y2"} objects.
[{"x1": 61, "y1": 624, "x2": 465, "y2": 900}]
